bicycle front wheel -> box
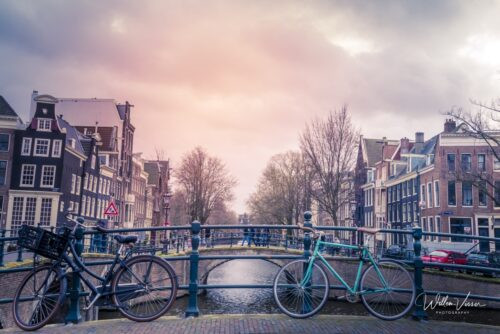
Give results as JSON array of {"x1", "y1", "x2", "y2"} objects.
[
  {"x1": 112, "y1": 255, "x2": 177, "y2": 322},
  {"x1": 360, "y1": 260, "x2": 415, "y2": 320},
  {"x1": 273, "y1": 259, "x2": 329, "y2": 318},
  {"x1": 13, "y1": 264, "x2": 66, "y2": 331}
]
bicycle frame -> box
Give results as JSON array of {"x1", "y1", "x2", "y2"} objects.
[{"x1": 301, "y1": 239, "x2": 390, "y2": 295}]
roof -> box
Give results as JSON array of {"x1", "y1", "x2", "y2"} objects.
[
  {"x1": 57, "y1": 116, "x2": 90, "y2": 156},
  {"x1": 0, "y1": 95, "x2": 19, "y2": 117},
  {"x1": 75, "y1": 126, "x2": 118, "y2": 152},
  {"x1": 410, "y1": 135, "x2": 438, "y2": 155},
  {"x1": 362, "y1": 138, "x2": 399, "y2": 167},
  {"x1": 55, "y1": 98, "x2": 123, "y2": 129},
  {"x1": 143, "y1": 162, "x2": 160, "y2": 185}
]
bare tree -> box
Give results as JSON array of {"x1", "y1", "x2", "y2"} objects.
[
  {"x1": 175, "y1": 147, "x2": 237, "y2": 224},
  {"x1": 248, "y1": 151, "x2": 312, "y2": 226},
  {"x1": 300, "y1": 106, "x2": 359, "y2": 225},
  {"x1": 168, "y1": 191, "x2": 191, "y2": 226},
  {"x1": 445, "y1": 100, "x2": 500, "y2": 205}
]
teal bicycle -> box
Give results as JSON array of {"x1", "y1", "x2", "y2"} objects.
[{"x1": 273, "y1": 225, "x2": 415, "y2": 320}]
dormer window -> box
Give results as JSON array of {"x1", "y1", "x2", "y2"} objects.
[
  {"x1": 37, "y1": 118, "x2": 52, "y2": 132},
  {"x1": 69, "y1": 139, "x2": 76, "y2": 149}
]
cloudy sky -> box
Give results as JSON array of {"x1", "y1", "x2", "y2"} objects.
[{"x1": 1, "y1": 1, "x2": 500, "y2": 213}]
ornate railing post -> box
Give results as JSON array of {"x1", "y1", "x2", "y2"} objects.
[
  {"x1": 65, "y1": 225, "x2": 84, "y2": 324},
  {"x1": 303, "y1": 211, "x2": 312, "y2": 259},
  {"x1": 302, "y1": 211, "x2": 313, "y2": 313},
  {"x1": 0, "y1": 229, "x2": 5, "y2": 266},
  {"x1": 186, "y1": 221, "x2": 201, "y2": 317},
  {"x1": 412, "y1": 227, "x2": 428, "y2": 321}
]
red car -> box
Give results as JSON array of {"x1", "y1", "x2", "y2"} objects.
[{"x1": 422, "y1": 250, "x2": 467, "y2": 269}]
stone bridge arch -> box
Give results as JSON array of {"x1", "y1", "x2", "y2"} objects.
[{"x1": 196, "y1": 246, "x2": 303, "y2": 286}]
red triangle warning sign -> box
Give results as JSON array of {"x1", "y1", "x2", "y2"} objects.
[{"x1": 104, "y1": 201, "x2": 119, "y2": 216}]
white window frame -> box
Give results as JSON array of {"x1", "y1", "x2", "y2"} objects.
[
  {"x1": 20, "y1": 164, "x2": 36, "y2": 187},
  {"x1": 0, "y1": 160, "x2": 7, "y2": 186},
  {"x1": 40, "y1": 165, "x2": 56, "y2": 188},
  {"x1": 21, "y1": 138, "x2": 32, "y2": 156},
  {"x1": 37, "y1": 118, "x2": 52, "y2": 132},
  {"x1": 52, "y1": 139, "x2": 62, "y2": 157},
  {"x1": 33, "y1": 138, "x2": 50, "y2": 157}
]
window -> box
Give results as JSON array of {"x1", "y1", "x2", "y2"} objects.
[
  {"x1": 81, "y1": 195, "x2": 86, "y2": 215},
  {"x1": 52, "y1": 139, "x2": 62, "y2": 157},
  {"x1": 421, "y1": 184, "x2": 426, "y2": 205},
  {"x1": 25, "y1": 197, "x2": 37, "y2": 226},
  {"x1": 495, "y1": 181, "x2": 500, "y2": 207},
  {"x1": 450, "y1": 218, "x2": 472, "y2": 242},
  {"x1": 403, "y1": 181, "x2": 407, "y2": 197},
  {"x1": 91, "y1": 197, "x2": 96, "y2": 217},
  {"x1": 427, "y1": 182, "x2": 433, "y2": 208},
  {"x1": 71, "y1": 174, "x2": 76, "y2": 194},
  {"x1": 40, "y1": 198, "x2": 52, "y2": 226},
  {"x1": 421, "y1": 217, "x2": 427, "y2": 233},
  {"x1": 91, "y1": 155, "x2": 96, "y2": 169},
  {"x1": 74, "y1": 202, "x2": 79, "y2": 215},
  {"x1": 462, "y1": 181, "x2": 473, "y2": 206},
  {"x1": 461, "y1": 154, "x2": 471, "y2": 172},
  {"x1": 436, "y1": 217, "x2": 442, "y2": 242},
  {"x1": 407, "y1": 202, "x2": 412, "y2": 222},
  {"x1": 11, "y1": 197, "x2": 24, "y2": 235},
  {"x1": 93, "y1": 177, "x2": 97, "y2": 193},
  {"x1": 434, "y1": 181, "x2": 440, "y2": 207},
  {"x1": 495, "y1": 157, "x2": 500, "y2": 171},
  {"x1": 20, "y1": 164, "x2": 36, "y2": 187},
  {"x1": 41, "y1": 166, "x2": 56, "y2": 188},
  {"x1": 408, "y1": 180, "x2": 412, "y2": 197},
  {"x1": 60, "y1": 201, "x2": 64, "y2": 212},
  {"x1": 37, "y1": 118, "x2": 52, "y2": 131},
  {"x1": 34, "y1": 138, "x2": 50, "y2": 156},
  {"x1": 448, "y1": 181, "x2": 456, "y2": 206},
  {"x1": 403, "y1": 203, "x2": 407, "y2": 222},
  {"x1": 447, "y1": 154, "x2": 455, "y2": 171},
  {"x1": 89, "y1": 174, "x2": 93, "y2": 191},
  {"x1": 0, "y1": 134, "x2": 9, "y2": 152},
  {"x1": 0, "y1": 161, "x2": 6, "y2": 185},
  {"x1": 478, "y1": 181, "x2": 487, "y2": 206},
  {"x1": 429, "y1": 217, "x2": 434, "y2": 241},
  {"x1": 76, "y1": 176, "x2": 81, "y2": 195},
  {"x1": 21, "y1": 138, "x2": 32, "y2": 156},
  {"x1": 99, "y1": 155, "x2": 107, "y2": 166},
  {"x1": 413, "y1": 202, "x2": 418, "y2": 222},
  {"x1": 84, "y1": 173, "x2": 89, "y2": 190}
]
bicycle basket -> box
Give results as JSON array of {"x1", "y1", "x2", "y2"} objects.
[{"x1": 17, "y1": 225, "x2": 71, "y2": 260}]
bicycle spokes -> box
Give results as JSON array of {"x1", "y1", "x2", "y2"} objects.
[{"x1": 360, "y1": 261, "x2": 415, "y2": 320}]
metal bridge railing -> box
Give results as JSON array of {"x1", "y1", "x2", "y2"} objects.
[{"x1": 0, "y1": 212, "x2": 499, "y2": 324}]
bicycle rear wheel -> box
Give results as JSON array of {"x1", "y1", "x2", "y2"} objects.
[
  {"x1": 273, "y1": 259, "x2": 329, "y2": 318},
  {"x1": 112, "y1": 255, "x2": 177, "y2": 321},
  {"x1": 360, "y1": 260, "x2": 415, "y2": 320},
  {"x1": 13, "y1": 264, "x2": 66, "y2": 331}
]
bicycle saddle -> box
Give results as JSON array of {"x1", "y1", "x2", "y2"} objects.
[{"x1": 114, "y1": 235, "x2": 138, "y2": 244}]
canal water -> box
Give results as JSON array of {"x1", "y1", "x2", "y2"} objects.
[{"x1": 99, "y1": 259, "x2": 500, "y2": 326}]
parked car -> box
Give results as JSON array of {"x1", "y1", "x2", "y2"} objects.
[
  {"x1": 383, "y1": 244, "x2": 407, "y2": 259},
  {"x1": 466, "y1": 252, "x2": 500, "y2": 277},
  {"x1": 422, "y1": 250, "x2": 467, "y2": 271}
]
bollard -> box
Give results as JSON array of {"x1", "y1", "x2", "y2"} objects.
[
  {"x1": 285, "y1": 235, "x2": 288, "y2": 250},
  {"x1": 17, "y1": 245, "x2": 23, "y2": 262},
  {"x1": 412, "y1": 227, "x2": 428, "y2": 321},
  {"x1": 186, "y1": 221, "x2": 201, "y2": 317},
  {"x1": 65, "y1": 225, "x2": 84, "y2": 324},
  {"x1": 0, "y1": 230, "x2": 5, "y2": 266},
  {"x1": 177, "y1": 235, "x2": 180, "y2": 253},
  {"x1": 230, "y1": 232, "x2": 233, "y2": 248}
]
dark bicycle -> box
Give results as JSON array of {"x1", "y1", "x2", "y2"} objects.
[{"x1": 12, "y1": 215, "x2": 178, "y2": 331}]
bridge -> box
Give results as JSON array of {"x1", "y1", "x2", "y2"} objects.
[{"x1": 0, "y1": 212, "x2": 499, "y2": 331}]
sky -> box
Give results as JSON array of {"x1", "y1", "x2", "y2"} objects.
[{"x1": 1, "y1": 1, "x2": 500, "y2": 213}]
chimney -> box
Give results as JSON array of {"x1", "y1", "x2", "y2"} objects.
[
  {"x1": 400, "y1": 137, "x2": 410, "y2": 154},
  {"x1": 444, "y1": 119, "x2": 456, "y2": 133},
  {"x1": 414, "y1": 132, "x2": 424, "y2": 153}
]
